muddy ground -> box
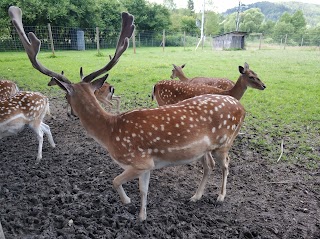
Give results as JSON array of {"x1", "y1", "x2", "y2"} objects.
[{"x1": 0, "y1": 97, "x2": 319, "y2": 239}]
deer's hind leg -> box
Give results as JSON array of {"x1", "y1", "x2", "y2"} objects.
[
  {"x1": 40, "y1": 122, "x2": 56, "y2": 148},
  {"x1": 212, "y1": 149, "x2": 230, "y2": 202},
  {"x1": 28, "y1": 120, "x2": 44, "y2": 162},
  {"x1": 190, "y1": 152, "x2": 214, "y2": 202}
]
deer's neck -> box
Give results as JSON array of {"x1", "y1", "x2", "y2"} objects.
[
  {"x1": 71, "y1": 95, "x2": 115, "y2": 148},
  {"x1": 177, "y1": 72, "x2": 189, "y2": 81},
  {"x1": 227, "y1": 75, "x2": 247, "y2": 100}
]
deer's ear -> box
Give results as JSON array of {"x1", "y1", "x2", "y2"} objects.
[
  {"x1": 239, "y1": 66, "x2": 245, "y2": 74},
  {"x1": 52, "y1": 78, "x2": 74, "y2": 94},
  {"x1": 91, "y1": 74, "x2": 108, "y2": 91},
  {"x1": 244, "y1": 62, "x2": 249, "y2": 71},
  {"x1": 181, "y1": 64, "x2": 186, "y2": 68}
]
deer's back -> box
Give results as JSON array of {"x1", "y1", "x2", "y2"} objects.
[
  {"x1": 189, "y1": 77, "x2": 235, "y2": 90},
  {"x1": 0, "y1": 80, "x2": 19, "y2": 100},
  {"x1": 0, "y1": 91, "x2": 48, "y2": 122}
]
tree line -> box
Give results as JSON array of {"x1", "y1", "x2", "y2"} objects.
[{"x1": 0, "y1": 0, "x2": 319, "y2": 46}]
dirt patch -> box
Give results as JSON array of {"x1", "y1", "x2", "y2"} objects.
[{"x1": 1, "y1": 98, "x2": 319, "y2": 239}]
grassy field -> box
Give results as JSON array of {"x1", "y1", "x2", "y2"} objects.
[{"x1": 0, "y1": 46, "x2": 319, "y2": 166}]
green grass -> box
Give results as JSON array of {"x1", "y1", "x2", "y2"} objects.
[{"x1": 0, "y1": 46, "x2": 319, "y2": 166}]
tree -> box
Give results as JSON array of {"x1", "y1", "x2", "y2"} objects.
[
  {"x1": 181, "y1": 15, "x2": 199, "y2": 35},
  {"x1": 274, "y1": 10, "x2": 307, "y2": 45},
  {"x1": 187, "y1": 0, "x2": 194, "y2": 14},
  {"x1": 204, "y1": 11, "x2": 223, "y2": 35},
  {"x1": 147, "y1": 3, "x2": 171, "y2": 32},
  {"x1": 223, "y1": 12, "x2": 237, "y2": 32},
  {"x1": 291, "y1": 10, "x2": 306, "y2": 39},
  {"x1": 239, "y1": 8, "x2": 265, "y2": 33},
  {"x1": 120, "y1": 0, "x2": 171, "y2": 32},
  {"x1": 163, "y1": 0, "x2": 176, "y2": 11},
  {"x1": 273, "y1": 21, "x2": 294, "y2": 42},
  {"x1": 259, "y1": 20, "x2": 276, "y2": 35},
  {"x1": 279, "y1": 12, "x2": 292, "y2": 23}
]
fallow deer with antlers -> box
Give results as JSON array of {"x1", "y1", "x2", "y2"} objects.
[
  {"x1": 10, "y1": 6, "x2": 246, "y2": 221},
  {"x1": 154, "y1": 62, "x2": 266, "y2": 106},
  {"x1": 0, "y1": 80, "x2": 19, "y2": 100},
  {"x1": 171, "y1": 64, "x2": 235, "y2": 90}
]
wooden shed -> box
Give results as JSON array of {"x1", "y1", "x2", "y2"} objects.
[{"x1": 212, "y1": 31, "x2": 247, "y2": 50}]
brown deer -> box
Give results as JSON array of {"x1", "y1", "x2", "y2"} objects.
[
  {"x1": 154, "y1": 62, "x2": 266, "y2": 106},
  {"x1": 0, "y1": 91, "x2": 56, "y2": 162},
  {"x1": 48, "y1": 69, "x2": 121, "y2": 115},
  {"x1": 10, "y1": 6, "x2": 246, "y2": 221},
  {"x1": 80, "y1": 67, "x2": 121, "y2": 114},
  {"x1": 0, "y1": 80, "x2": 19, "y2": 100},
  {"x1": 171, "y1": 64, "x2": 235, "y2": 90}
]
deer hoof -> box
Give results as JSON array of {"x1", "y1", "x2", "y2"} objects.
[{"x1": 190, "y1": 194, "x2": 201, "y2": 202}]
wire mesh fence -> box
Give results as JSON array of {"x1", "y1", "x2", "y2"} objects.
[{"x1": 2, "y1": 25, "x2": 319, "y2": 52}]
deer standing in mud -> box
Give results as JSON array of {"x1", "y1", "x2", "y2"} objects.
[
  {"x1": 171, "y1": 64, "x2": 235, "y2": 90},
  {"x1": 10, "y1": 6, "x2": 246, "y2": 221}
]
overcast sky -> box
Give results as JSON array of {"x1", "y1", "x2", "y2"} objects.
[{"x1": 148, "y1": 0, "x2": 320, "y2": 13}]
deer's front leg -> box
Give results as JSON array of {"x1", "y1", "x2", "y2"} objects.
[
  {"x1": 113, "y1": 167, "x2": 145, "y2": 205},
  {"x1": 35, "y1": 128, "x2": 44, "y2": 163}
]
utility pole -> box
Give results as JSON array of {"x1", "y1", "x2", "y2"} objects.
[
  {"x1": 195, "y1": 0, "x2": 205, "y2": 50},
  {"x1": 236, "y1": 0, "x2": 242, "y2": 31}
]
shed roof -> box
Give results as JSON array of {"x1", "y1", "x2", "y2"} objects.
[{"x1": 212, "y1": 31, "x2": 248, "y2": 39}]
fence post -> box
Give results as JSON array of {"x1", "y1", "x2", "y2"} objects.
[
  {"x1": 47, "y1": 23, "x2": 55, "y2": 56},
  {"x1": 162, "y1": 29, "x2": 165, "y2": 52},
  {"x1": 284, "y1": 34, "x2": 287, "y2": 49},
  {"x1": 259, "y1": 33, "x2": 263, "y2": 50},
  {"x1": 132, "y1": 28, "x2": 136, "y2": 54},
  {"x1": 184, "y1": 31, "x2": 186, "y2": 50},
  {"x1": 139, "y1": 33, "x2": 141, "y2": 47},
  {"x1": 96, "y1": 27, "x2": 100, "y2": 54}
]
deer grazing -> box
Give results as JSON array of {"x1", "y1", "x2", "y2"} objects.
[
  {"x1": 0, "y1": 91, "x2": 56, "y2": 162},
  {"x1": 0, "y1": 80, "x2": 19, "y2": 100},
  {"x1": 10, "y1": 6, "x2": 246, "y2": 221},
  {"x1": 154, "y1": 62, "x2": 266, "y2": 106},
  {"x1": 171, "y1": 64, "x2": 235, "y2": 90}
]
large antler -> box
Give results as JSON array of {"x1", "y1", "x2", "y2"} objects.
[
  {"x1": 81, "y1": 12, "x2": 135, "y2": 82},
  {"x1": 8, "y1": 6, "x2": 70, "y2": 83}
]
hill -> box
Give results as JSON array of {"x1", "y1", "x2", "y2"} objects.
[{"x1": 223, "y1": 1, "x2": 320, "y2": 27}]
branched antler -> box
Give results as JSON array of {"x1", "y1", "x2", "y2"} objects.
[
  {"x1": 8, "y1": 6, "x2": 70, "y2": 83},
  {"x1": 82, "y1": 12, "x2": 135, "y2": 82},
  {"x1": 9, "y1": 6, "x2": 134, "y2": 85}
]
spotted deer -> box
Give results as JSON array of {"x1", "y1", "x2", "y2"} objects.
[
  {"x1": 154, "y1": 62, "x2": 266, "y2": 106},
  {"x1": 47, "y1": 69, "x2": 121, "y2": 116},
  {"x1": 10, "y1": 6, "x2": 246, "y2": 221},
  {"x1": 0, "y1": 80, "x2": 19, "y2": 100},
  {"x1": 0, "y1": 91, "x2": 56, "y2": 162},
  {"x1": 80, "y1": 67, "x2": 121, "y2": 114},
  {"x1": 171, "y1": 64, "x2": 235, "y2": 90}
]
